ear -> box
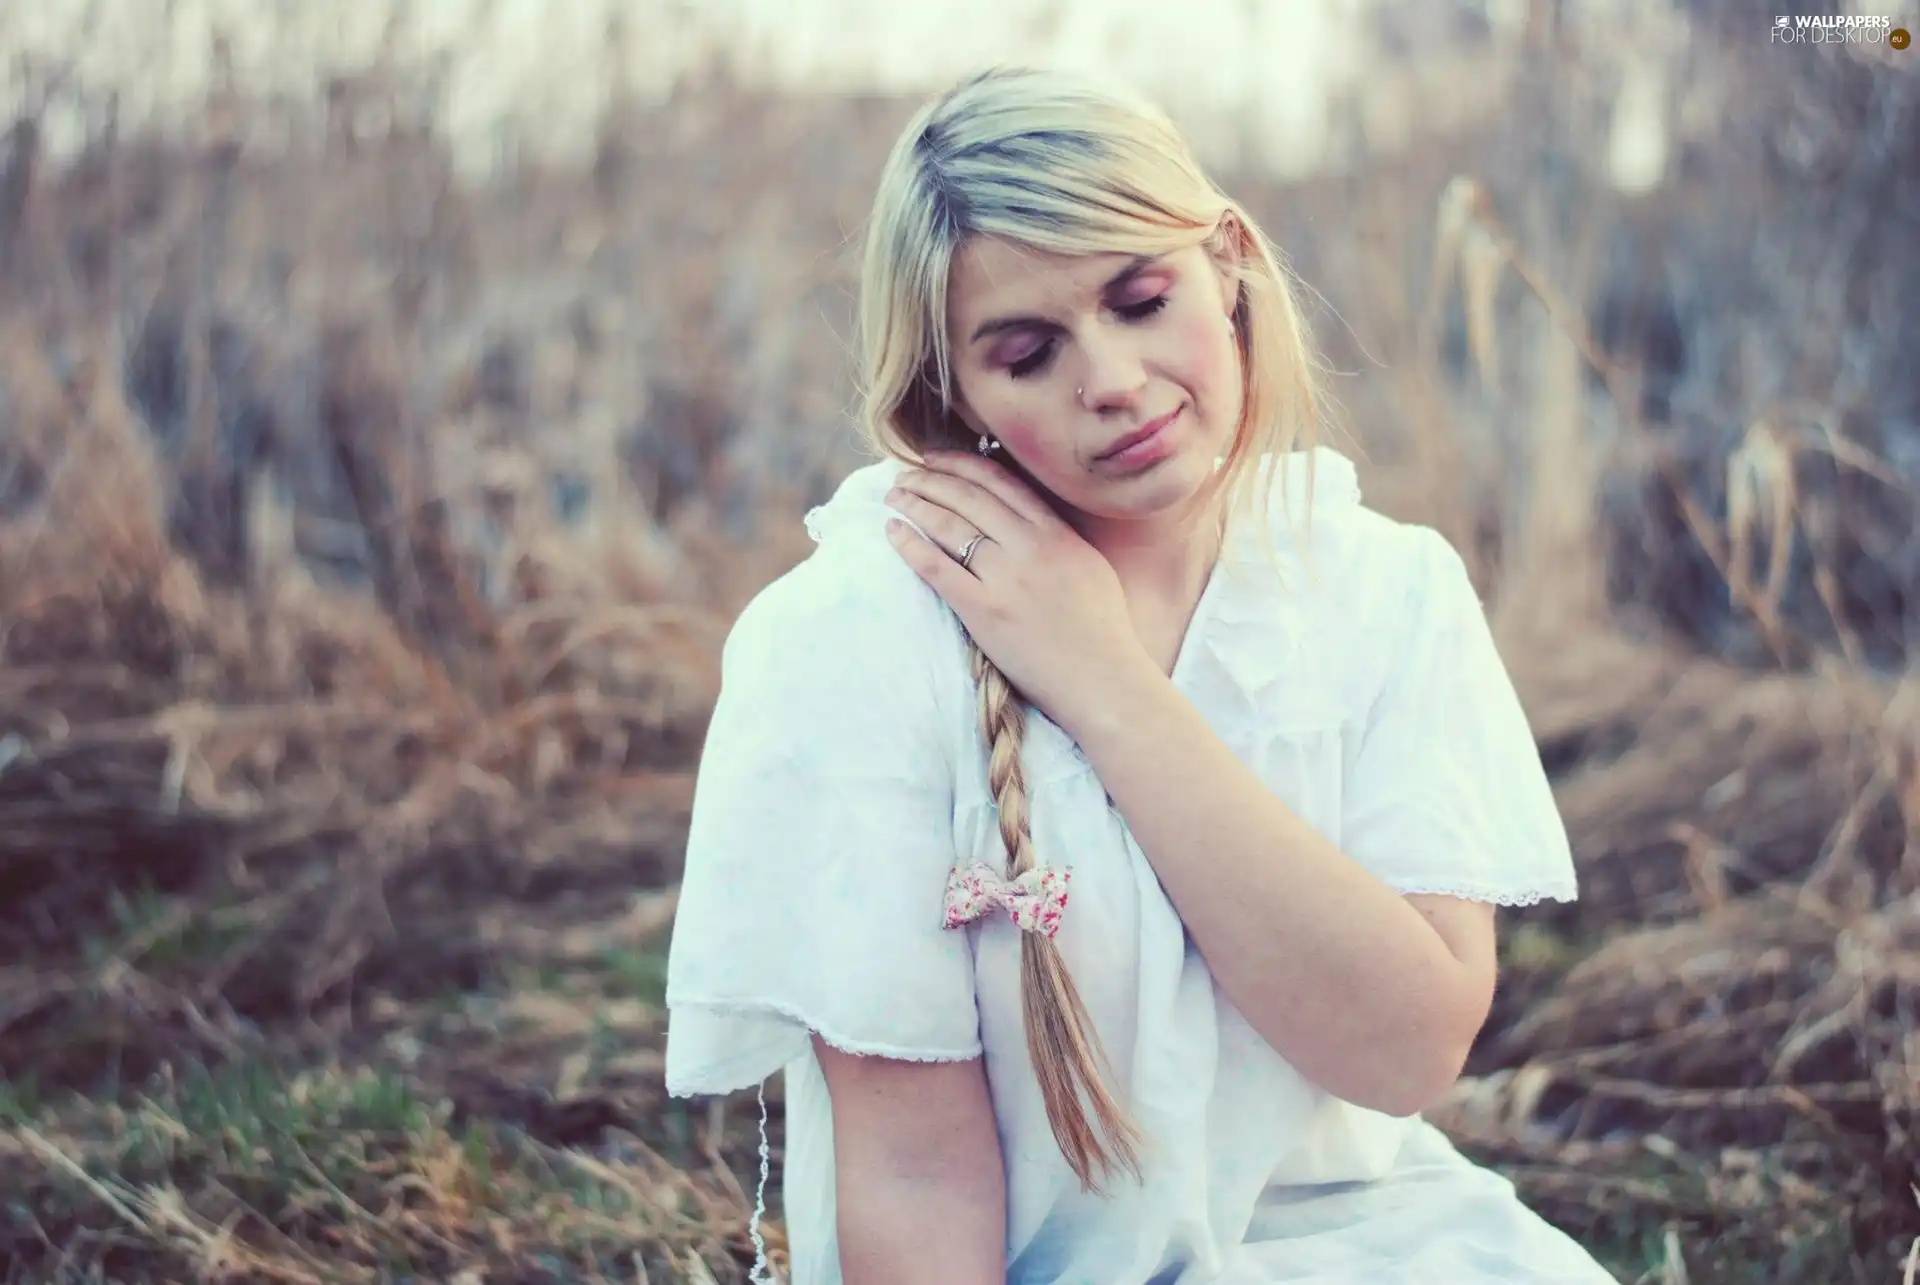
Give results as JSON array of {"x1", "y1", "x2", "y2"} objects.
[{"x1": 1205, "y1": 216, "x2": 1247, "y2": 319}]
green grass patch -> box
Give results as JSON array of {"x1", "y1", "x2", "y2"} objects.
[{"x1": 0, "y1": 1053, "x2": 769, "y2": 1284}]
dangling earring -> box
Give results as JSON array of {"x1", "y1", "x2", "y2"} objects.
[{"x1": 977, "y1": 434, "x2": 999, "y2": 455}]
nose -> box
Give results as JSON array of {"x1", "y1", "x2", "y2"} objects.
[{"x1": 1074, "y1": 326, "x2": 1147, "y2": 412}]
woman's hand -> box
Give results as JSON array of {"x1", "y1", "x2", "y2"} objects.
[{"x1": 883, "y1": 449, "x2": 1149, "y2": 728}]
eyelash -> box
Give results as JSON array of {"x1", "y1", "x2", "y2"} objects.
[{"x1": 1005, "y1": 294, "x2": 1171, "y2": 380}]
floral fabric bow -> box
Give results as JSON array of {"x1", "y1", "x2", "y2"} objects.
[{"x1": 942, "y1": 858, "x2": 1071, "y2": 938}]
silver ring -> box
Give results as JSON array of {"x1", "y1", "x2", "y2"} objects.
[{"x1": 959, "y1": 533, "x2": 987, "y2": 570}]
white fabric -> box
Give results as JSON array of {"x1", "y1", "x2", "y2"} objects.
[{"x1": 665, "y1": 447, "x2": 1609, "y2": 1284}]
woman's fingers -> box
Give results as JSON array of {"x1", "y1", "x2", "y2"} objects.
[
  {"x1": 883, "y1": 485, "x2": 985, "y2": 566},
  {"x1": 919, "y1": 449, "x2": 1057, "y2": 526},
  {"x1": 885, "y1": 515, "x2": 990, "y2": 613},
  {"x1": 891, "y1": 468, "x2": 1022, "y2": 546}
]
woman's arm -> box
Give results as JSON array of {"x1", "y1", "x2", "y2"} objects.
[
  {"x1": 1054, "y1": 659, "x2": 1498, "y2": 1119},
  {"x1": 812, "y1": 1035, "x2": 1007, "y2": 1284}
]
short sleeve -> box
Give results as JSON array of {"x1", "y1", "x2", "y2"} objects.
[
  {"x1": 1340, "y1": 527, "x2": 1578, "y2": 906},
  {"x1": 663, "y1": 550, "x2": 982, "y2": 1100}
]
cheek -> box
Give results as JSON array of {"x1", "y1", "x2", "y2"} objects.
[
  {"x1": 1172, "y1": 311, "x2": 1239, "y2": 405},
  {"x1": 990, "y1": 415, "x2": 1084, "y2": 502},
  {"x1": 994, "y1": 416, "x2": 1063, "y2": 464}
]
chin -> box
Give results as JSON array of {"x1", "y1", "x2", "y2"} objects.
[{"x1": 1081, "y1": 458, "x2": 1213, "y2": 519}]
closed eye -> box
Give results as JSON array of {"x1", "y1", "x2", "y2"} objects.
[{"x1": 1006, "y1": 294, "x2": 1172, "y2": 380}]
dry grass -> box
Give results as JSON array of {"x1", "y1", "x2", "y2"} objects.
[{"x1": 2, "y1": 6, "x2": 1918, "y2": 1282}]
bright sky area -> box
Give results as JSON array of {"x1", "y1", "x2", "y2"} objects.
[{"x1": 2, "y1": 0, "x2": 1458, "y2": 177}]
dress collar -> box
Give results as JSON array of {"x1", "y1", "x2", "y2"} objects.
[{"x1": 1200, "y1": 446, "x2": 1362, "y2": 701}]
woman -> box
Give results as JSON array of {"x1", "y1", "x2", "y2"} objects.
[{"x1": 664, "y1": 65, "x2": 1615, "y2": 1285}]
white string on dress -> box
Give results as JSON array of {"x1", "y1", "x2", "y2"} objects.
[{"x1": 748, "y1": 1079, "x2": 774, "y2": 1283}]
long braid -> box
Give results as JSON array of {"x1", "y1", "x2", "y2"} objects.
[{"x1": 968, "y1": 641, "x2": 1144, "y2": 1193}]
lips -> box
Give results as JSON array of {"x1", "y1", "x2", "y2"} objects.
[{"x1": 1097, "y1": 406, "x2": 1183, "y2": 460}]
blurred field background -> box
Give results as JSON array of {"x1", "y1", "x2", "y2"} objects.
[{"x1": 2, "y1": 0, "x2": 1918, "y2": 1281}]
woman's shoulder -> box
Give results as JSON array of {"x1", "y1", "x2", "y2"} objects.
[
  {"x1": 1304, "y1": 507, "x2": 1478, "y2": 682},
  {"x1": 718, "y1": 490, "x2": 970, "y2": 741},
  {"x1": 729, "y1": 537, "x2": 960, "y2": 660},
  {"x1": 1236, "y1": 446, "x2": 1461, "y2": 600},
  {"x1": 1244, "y1": 451, "x2": 1466, "y2": 637},
  {"x1": 1225, "y1": 457, "x2": 1482, "y2": 712},
  {"x1": 1319, "y1": 505, "x2": 1469, "y2": 617},
  {"x1": 731, "y1": 530, "x2": 955, "y2": 658}
]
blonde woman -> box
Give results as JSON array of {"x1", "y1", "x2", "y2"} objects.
[{"x1": 665, "y1": 66, "x2": 1615, "y2": 1285}]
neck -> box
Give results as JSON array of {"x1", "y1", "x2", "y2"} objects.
[{"x1": 1074, "y1": 497, "x2": 1229, "y2": 608}]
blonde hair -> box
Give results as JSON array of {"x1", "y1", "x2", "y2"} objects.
[{"x1": 852, "y1": 65, "x2": 1326, "y2": 1192}]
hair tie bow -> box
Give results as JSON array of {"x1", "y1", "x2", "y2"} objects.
[{"x1": 942, "y1": 858, "x2": 1071, "y2": 937}]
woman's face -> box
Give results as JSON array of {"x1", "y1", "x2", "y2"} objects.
[{"x1": 944, "y1": 235, "x2": 1244, "y2": 543}]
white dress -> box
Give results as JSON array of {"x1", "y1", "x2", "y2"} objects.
[{"x1": 664, "y1": 447, "x2": 1616, "y2": 1285}]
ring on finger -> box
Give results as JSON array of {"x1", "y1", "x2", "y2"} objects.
[{"x1": 959, "y1": 532, "x2": 989, "y2": 570}]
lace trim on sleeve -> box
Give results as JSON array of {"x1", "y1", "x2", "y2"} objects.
[
  {"x1": 1389, "y1": 880, "x2": 1579, "y2": 907},
  {"x1": 665, "y1": 995, "x2": 984, "y2": 1098}
]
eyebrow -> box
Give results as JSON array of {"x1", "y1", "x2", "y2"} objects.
[{"x1": 966, "y1": 254, "x2": 1161, "y2": 345}]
